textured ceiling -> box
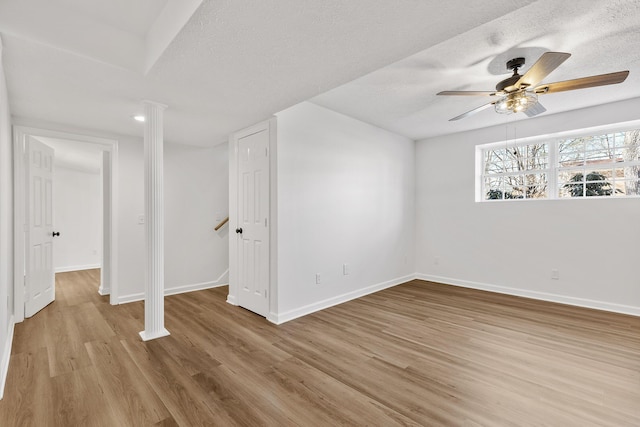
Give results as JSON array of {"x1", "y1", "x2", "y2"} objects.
[
  {"x1": 1, "y1": 0, "x2": 539, "y2": 146},
  {"x1": 312, "y1": 0, "x2": 640, "y2": 140},
  {"x1": 5, "y1": 0, "x2": 639, "y2": 146},
  {"x1": 54, "y1": 0, "x2": 168, "y2": 37}
]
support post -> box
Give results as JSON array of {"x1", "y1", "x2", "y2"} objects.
[{"x1": 139, "y1": 100, "x2": 170, "y2": 341}]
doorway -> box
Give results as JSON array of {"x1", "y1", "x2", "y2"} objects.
[{"x1": 13, "y1": 126, "x2": 119, "y2": 322}]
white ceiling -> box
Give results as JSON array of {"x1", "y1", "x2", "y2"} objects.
[
  {"x1": 1, "y1": 0, "x2": 639, "y2": 147},
  {"x1": 53, "y1": 0, "x2": 168, "y2": 37},
  {"x1": 312, "y1": 0, "x2": 640, "y2": 140}
]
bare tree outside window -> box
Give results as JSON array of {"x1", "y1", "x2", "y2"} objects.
[
  {"x1": 559, "y1": 134, "x2": 616, "y2": 198},
  {"x1": 623, "y1": 130, "x2": 640, "y2": 196},
  {"x1": 484, "y1": 144, "x2": 547, "y2": 200},
  {"x1": 482, "y1": 128, "x2": 640, "y2": 201}
]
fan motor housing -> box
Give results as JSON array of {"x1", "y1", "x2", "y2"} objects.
[
  {"x1": 496, "y1": 57, "x2": 526, "y2": 92},
  {"x1": 496, "y1": 74, "x2": 521, "y2": 92}
]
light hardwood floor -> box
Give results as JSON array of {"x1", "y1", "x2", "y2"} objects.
[{"x1": 1, "y1": 269, "x2": 638, "y2": 426}]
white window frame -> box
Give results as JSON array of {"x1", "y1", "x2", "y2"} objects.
[
  {"x1": 476, "y1": 119, "x2": 640, "y2": 202},
  {"x1": 480, "y1": 142, "x2": 552, "y2": 200}
]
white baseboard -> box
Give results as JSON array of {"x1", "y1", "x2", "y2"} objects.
[
  {"x1": 55, "y1": 264, "x2": 101, "y2": 273},
  {"x1": 266, "y1": 312, "x2": 278, "y2": 324},
  {"x1": 164, "y1": 279, "x2": 227, "y2": 297},
  {"x1": 226, "y1": 295, "x2": 238, "y2": 306},
  {"x1": 118, "y1": 269, "x2": 229, "y2": 304},
  {"x1": 269, "y1": 274, "x2": 417, "y2": 325},
  {"x1": 0, "y1": 315, "x2": 15, "y2": 400},
  {"x1": 118, "y1": 292, "x2": 145, "y2": 304},
  {"x1": 416, "y1": 273, "x2": 640, "y2": 317}
]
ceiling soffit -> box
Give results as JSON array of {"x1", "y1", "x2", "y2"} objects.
[{"x1": 0, "y1": 0, "x2": 202, "y2": 73}]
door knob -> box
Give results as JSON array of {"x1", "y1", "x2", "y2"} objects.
[
  {"x1": 235, "y1": 228, "x2": 243, "y2": 234},
  {"x1": 52, "y1": 231, "x2": 60, "y2": 237}
]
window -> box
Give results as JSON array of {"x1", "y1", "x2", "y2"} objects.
[
  {"x1": 479, "y1": 127, "x2": 640, "y2": 201},
  {"x1": 483, "y1": 143, "x2": 549, "y2": 200}
]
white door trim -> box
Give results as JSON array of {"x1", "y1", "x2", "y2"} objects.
[
  {"x1": 13, "y1": 126, "x2": 119, "y2": 323},
  {"x1": 228, "y1": 117, "x2": 278, "y2": 322}
]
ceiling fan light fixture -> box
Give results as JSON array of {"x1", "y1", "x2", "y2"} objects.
[
  {"x1": 494, "y1": 91, "x2": 538, "y2": 114},
  {"x1": 438, "y1": 52, "x2": 629, "y2": 121}
]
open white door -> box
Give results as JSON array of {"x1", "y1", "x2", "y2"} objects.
[
  {"x1": 236, "y1": 128, "x2": 270, "y2": 317},
  {"x1": 25, "y1": 136, "x2": 55, "y2": 317}
]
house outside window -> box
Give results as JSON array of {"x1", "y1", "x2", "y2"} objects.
[{"x1": 479, "y1": 126, "x2": 640, "y2": 201}]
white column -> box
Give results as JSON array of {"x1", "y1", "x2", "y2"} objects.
[{"x1": 139, "y1": 100, "x2": 170, "y2": 341}]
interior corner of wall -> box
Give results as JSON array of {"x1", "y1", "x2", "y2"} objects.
[
  {"x1": 226, "y1": 294, "x2": 237, "y2": 306},
  {"x1": 266, "y1": 312, "x2": 280, "y2": 325}
]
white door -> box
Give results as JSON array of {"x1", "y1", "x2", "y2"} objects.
[
  {"x1": 236, "y1": 129, "x2": 269, "y2": 317},
  {"x1": 25, "y1": 136, "x2": 55, "y2": 317}
]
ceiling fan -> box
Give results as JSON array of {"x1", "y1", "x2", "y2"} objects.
[{"x1": 437, "y1": 52, "x2": 629, "y2": 121}]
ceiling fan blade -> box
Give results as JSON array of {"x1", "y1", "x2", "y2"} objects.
[
  {"x1": 437, "y1": 90, "x2": 497, "y2": 96},
  {"x1": 514, "y1": 52, "x2": 571, "y2": 89},
  {"x1": 449, "y1": 101, "x2": 496, "y2": 121},
  {"x1": 534, "y1": 70, "x2": 629, "y2": 94},
  {"x1": 524, "y1": 102, "x2": 546, "y2": 117}
]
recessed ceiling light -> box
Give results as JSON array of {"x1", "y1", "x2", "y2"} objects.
[{"x1": 133, "y1": 115, "x2": 145, "y2": 122}]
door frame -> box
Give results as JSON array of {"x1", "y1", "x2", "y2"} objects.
[
  {"x1": 228, "y1": 117, "x2": 278, "y2": 323},
  {"x1": 13, "y1": 126, "x2": 119, "y2": 322}
]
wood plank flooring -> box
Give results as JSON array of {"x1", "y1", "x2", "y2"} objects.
[{"x1": 1, "y1": 269, "x2": 638, "y2": 426}]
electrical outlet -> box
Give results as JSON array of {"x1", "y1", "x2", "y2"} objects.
[
  {"x1": 138, "y1": 214, "x2": 145, "y2": 225},
  {"x1": 551, "y1": 269, "x2": 560, "y2": 280},
  {"x1": 315, "y1": 273, "x2": 321, "y2": 284},
  {"x1": 343, "y1": 264, "x2": 349, "y2": 275}
]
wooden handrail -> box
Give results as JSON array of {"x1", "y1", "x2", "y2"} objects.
[{"x1": 214, "y1": 216, "x2": 229, "y2": 231}]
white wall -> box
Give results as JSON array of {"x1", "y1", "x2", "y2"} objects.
[
  {"x1": 0, "y1": 36, "x2": 14, "y2": 400},
  {"x1": 415, "y1": 98, "x2": 640, "y2": 315},
  {"x1": 9, "y1": 120, "x2": 230, "y2": 306},
  {"x1": 53, "y1": 167, "x2": 102, "y2": 272},
  {"x1": 115, "y1": 136, "x2": 145, "y2": 299},
  {"x1": 164, "y1": 142, "x2": 229, "y2": 295},
  {"x1": 117, "y1": 139, "x2": 230, "y2": 302},
  {"x1": 274, "y1": 102, "x2": 415, "y2": 322}
]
